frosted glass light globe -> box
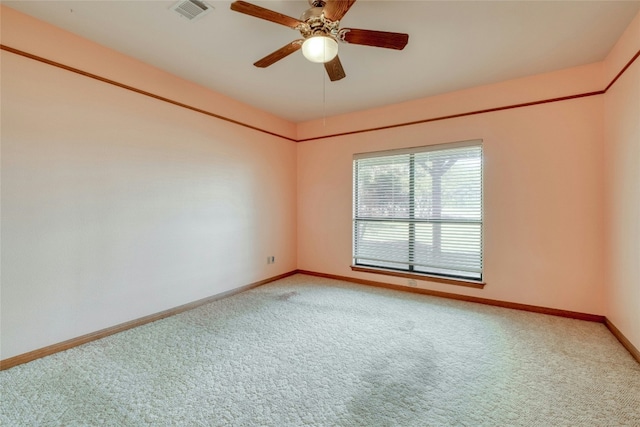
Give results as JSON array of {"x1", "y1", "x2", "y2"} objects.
[{"x1": 302, "y1": 36, "x2": 339, "y2": 63}]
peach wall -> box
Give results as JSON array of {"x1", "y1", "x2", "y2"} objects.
[
  {"x1": 603, "y1": 13, "x2": 640, "y2": 351},
  {"x1": 298, "y1": 95, "x2": 606, "y2": 314},
  {"x1": 0, "y1": 6, "x2": 296, "y2": 140},
  {"x1": 296, "y1": 61, "x2": 603, "y2": 140},
  {"x1": 1, "y1": 17, "x2": 297, "y2": 359}
]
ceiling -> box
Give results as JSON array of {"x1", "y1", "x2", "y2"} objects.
[{"x1": 4, "y1": 1, "x2": 640, "y2": 123}]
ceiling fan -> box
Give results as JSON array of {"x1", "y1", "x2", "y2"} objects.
[{"x1": 229, "y1": 0, "x2": 409, "y2": 81}]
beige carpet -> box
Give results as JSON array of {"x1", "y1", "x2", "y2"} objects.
[{"x1": 1, "y1": 274, "x2": 639, "y2": 426}]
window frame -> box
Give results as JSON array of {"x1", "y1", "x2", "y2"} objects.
[{"x1": 352, "y1": 140, "x2": 484, "y2": 287}]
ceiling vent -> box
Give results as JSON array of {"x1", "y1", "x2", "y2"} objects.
[{"x1": 171, "y1": 0, "x2": 213, "y2": 21}]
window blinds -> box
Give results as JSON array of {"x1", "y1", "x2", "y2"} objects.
[{"x1": 353, "y1": 141, "x2": 483, "y2": 280}]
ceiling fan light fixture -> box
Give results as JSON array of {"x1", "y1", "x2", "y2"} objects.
[{"x1": 301, "y1": 36, "x2": 338, "y2": 63}]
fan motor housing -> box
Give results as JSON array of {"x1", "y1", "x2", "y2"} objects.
[{"x1": 299, "y1": 6, "x2": 339, "y2": 38}]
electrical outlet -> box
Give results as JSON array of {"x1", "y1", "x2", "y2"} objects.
[
  {"x1": 407, "y1": 279, "x2": 417, "y2": 287},
  {"x1": 267, "y1": 256, "x2": 275, "y2": 264}
]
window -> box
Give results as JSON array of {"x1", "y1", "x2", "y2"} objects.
[{"x1": 353, "y1": 140, "x2": 483, "y2": 281}]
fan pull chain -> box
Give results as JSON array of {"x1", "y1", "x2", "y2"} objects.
[{"x1": 323, "y1": 64, "x2": 327, "y2": 127}]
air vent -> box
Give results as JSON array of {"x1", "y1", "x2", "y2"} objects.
[{"x1": 171, "y1": 0, "x2": 212, "y2": 21}]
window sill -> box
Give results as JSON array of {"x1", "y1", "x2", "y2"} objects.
[{"x1": 350, "y1": 265, "x2": 485, "y2": 289}]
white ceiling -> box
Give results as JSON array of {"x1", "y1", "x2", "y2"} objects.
[{"x1": 4, "y1": 1, "x2": 640, "y2": 123}]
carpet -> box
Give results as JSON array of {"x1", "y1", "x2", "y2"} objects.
[{"x1": 1, "y1": 274, "x2": 639, "y2": 426}]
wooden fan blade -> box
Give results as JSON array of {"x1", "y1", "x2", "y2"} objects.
[
  {"x1": 323, "y1": 0, "x2": 357, "y2": 22},
  {"x1": 339, "y1": 28, "x2": 409, "y2": 50},
  {"x1": 324, "y1": 55, "x2": 346, "y2": 81},
  {"x1": 254, "y1": 40, "x2": 303, "y2": 68},
  {"x1": 230, "y1": 1, "x2": 303, "y2": 29}
]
